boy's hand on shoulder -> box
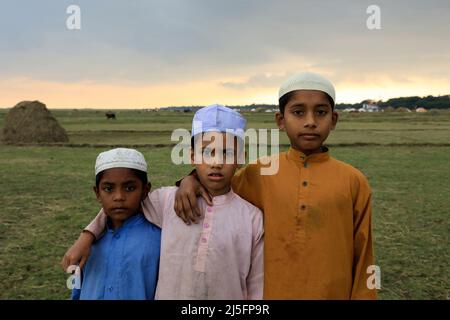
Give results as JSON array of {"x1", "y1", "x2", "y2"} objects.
[
  {"x1": 60, "y1": 230, "x2": 95, "y2": 272},
  {"x1": 174, "y1": 175, "x2": 212, "y2": 224}
]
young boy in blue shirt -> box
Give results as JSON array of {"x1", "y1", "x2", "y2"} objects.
[{"x1": 71, "y1": 148, "x2": 161, "y2": 300}]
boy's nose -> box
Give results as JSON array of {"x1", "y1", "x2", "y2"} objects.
[
  {"x1": 113, "y1": 190, "x2": 126, "y2": 201},
  {"x1": 211, "y1": 159, "x2": 223, "y2": 168},
  {"x1": 303, "y1": 113, "x2": 317, "y2": 128},
  {"x1": 209, "y1": 155, "x2": 224, "y2": 168}
]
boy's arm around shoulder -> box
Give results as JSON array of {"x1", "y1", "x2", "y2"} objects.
[
  {"x1": 232, "y1": 162, "x2": 265, "y2": 210},
  {"x1": 60, "y1": 210, "x2": 106, "y2": 271},
  {"x1": 246, "y1": 205, "x2": 264, "y2": 300},
  {"x1": 61, "y1": 188, "x2": 167, "y2": 271},
  {"x1": 141, "y1": 187, "x2": 174, "y2": 228},
  {"x1": 350, "y1": 170, "x2": 377, "y2": 299}
]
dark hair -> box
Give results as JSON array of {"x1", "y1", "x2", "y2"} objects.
[
  {"x1": 278, "y1": 91, "x2": 335, "y2": 114},
  {"x1": 95, "y1": 168, "x2": 148, "y2": 187}
]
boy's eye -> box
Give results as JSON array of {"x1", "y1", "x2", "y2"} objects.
[
  {"x1": 224, "y1": 149, "x2": 234, "y2": 157},
  {"x1": 292, "y1": 109, "x2": 304, "y2": 116},
  {"x1": 102, "y1": 186, "x2": 113, "y2": 193},
  {"x1": 203, "y1": 148, "x2": 213, "y2": 158},
  {"x1": 316, "y1": 109, "x2": 328, "y2": 116},
  {"x1": 125, "y1": 186, "x2": 136, "y2": 192}
]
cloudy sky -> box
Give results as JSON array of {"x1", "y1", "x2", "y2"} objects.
[{"x1": 0, "y1": 0, "x2": 449, "y2": 108}]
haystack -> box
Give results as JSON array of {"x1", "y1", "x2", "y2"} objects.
[{"x1": 2, "y1": 101, "x2": 69, "y2": 144}]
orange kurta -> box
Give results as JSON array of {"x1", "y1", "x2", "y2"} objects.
[{"x1": 232, "y1": 147, "x2": 376, "y2": 299}]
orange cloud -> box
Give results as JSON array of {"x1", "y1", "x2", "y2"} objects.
[
  {"x1": 0, "y1": 77, "x2": 276, "y2": 108},
  {"x1": 0, "y1": 74, "x2": 448, "y2": 108}
]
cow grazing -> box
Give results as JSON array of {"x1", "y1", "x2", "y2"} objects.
[{"x1": 105, "y1": 112, "x2": 116, "y2": 120}]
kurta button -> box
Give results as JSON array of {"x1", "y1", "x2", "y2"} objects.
[
  {"x1": 114, "y1": 233, "x2": 120, "y2": 239},
  {"x1": 300, "y1": 205, "x2": 306, "y2": 210},
  {"x1": 302, "y1": 181, "x2": 308, "y2": 187},
  {"x1": 108, "y1": 286, "x2": 113, "y2": 291},
  {"x1": 207, "y1": 207, "x2": 212, "y2": 212},
  {"x1": 203, "y1": 223, "x2": 209, "y2": 228}
]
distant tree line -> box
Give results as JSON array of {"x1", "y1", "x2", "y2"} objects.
[
  {"x1": 336, "y1": 95, "x2": 450, "y2": 110},
  {"x1": 159, "y1": 95, "x2": 450, "y2": 111}
]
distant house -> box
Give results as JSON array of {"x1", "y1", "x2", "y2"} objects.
[
  {"x1": 416, "y1": 107, "x2": 428, "y2": 113},
  {"x1": 361, "y1": 100, "x2": 380, "y2": 112}
]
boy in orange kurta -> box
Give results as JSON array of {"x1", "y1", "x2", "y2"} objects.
[{"x1": 175, "y1": 72, "x2": 377, "y2": 299}]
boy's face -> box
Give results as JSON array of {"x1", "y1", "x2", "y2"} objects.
[
  {"x1": 94, "y1": 168, "x2": 150, "y2": 229},
  {"x1": 191, "y1": 132, "x2": 240, "y2": 197},
  {"x1": 276, "y1": 90, "x2": 338, "y2": 155}
]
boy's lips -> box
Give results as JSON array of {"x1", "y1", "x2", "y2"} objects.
[
  {"x1": 208, "y1": 172, "x2": 224, "y2": 181},
  {"x1": 299, "y1": 133, "x2": 320, "y2": 140},
  {"x1": 111, "y1": 207, "x2": 128, "y2": 213}
]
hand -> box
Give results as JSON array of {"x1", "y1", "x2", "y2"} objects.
[
  {"x1": 174, "y1": 175, "x2": 212, "y2": 224},
  {"x1": 60, "y1": 231, "x2": 95, "y2": 272}
]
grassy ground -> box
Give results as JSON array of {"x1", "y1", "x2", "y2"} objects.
[{"x1": 0, "y1": 109, "x2": 449, "y2": 299}]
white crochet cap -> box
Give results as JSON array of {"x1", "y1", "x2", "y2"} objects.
[
  {"x1": 278, "y1": 72, "x2": 335, "y2": 103},
  {"x1": 95, "y1": 148, "x2": 147, "y2": 176}
]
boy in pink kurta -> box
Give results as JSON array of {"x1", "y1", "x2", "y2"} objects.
[
  {"x1": 88, "y1": 185, "x2": 263, "y2": 299},
  {"x1": 70, "y1": 104, "x2": 264, "y2": 299}
]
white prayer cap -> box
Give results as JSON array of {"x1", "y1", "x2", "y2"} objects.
[
  {"x1": 278, "y1": 72, "x2": 335, "y2": 103},
  {"x1": 192, "y1": 104, "x2": 246, "y2": 140},
  {"x1": 95, "y1": 148, "x2": 147, "y2": 176}
]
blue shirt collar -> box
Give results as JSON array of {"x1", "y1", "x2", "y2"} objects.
[{"x1": 106, "y1": 212, "x2": 144, "y2": 232}]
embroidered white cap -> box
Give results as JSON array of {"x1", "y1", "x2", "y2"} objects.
[
  {"x1": 95, "y1": 148, "x2": 147, "y2": 176},
  {"x1": 278, "y1": 72, "x2": 335, "y2": 103},
  {"x1": 192, "y1": 104, "x2": 246, "y2": 140}
]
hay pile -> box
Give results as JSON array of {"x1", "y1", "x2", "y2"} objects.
[{"x1": 2, "y1": 101, "x2": 69, "y2": 144}]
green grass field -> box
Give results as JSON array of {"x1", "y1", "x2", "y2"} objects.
[{"x1": 0, "y1": 109, "x2": 449, "y2": 299}]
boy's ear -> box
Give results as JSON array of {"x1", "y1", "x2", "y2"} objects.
[
  {"x1": 141, "y1": 182, "x2": 151, "y2": 200},
  {"x1": 93, "y1": 186, "x2": 101, "y2": 203},
  {"x1": 331, "y1": 111, "x2": 339, "y2": 130},
  {"x1": 275, "y1": 112, "x2": 285, "y2": 130},
  {"x1": 237, "y1": 150, "x2": 247, "y2": 169},
  {"x1": 190, "y1": 148, "x2": 196, "y2": 167}
]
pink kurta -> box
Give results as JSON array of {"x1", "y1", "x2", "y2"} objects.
[{"x1": 86, "y1": 186, "x2": 264, "y2": 300}]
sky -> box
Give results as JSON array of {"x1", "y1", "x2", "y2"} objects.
[{"x1": 0, "y1": 0, "x2": 449, "y2": 108}]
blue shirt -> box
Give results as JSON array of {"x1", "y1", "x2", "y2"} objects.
[{"x1": 72, "y1": 213, "x2": 161, "y2": 300}]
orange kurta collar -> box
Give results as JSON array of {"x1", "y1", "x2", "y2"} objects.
[{"x1": 286, "y1": 146, "x2": 330, "y2": 164}]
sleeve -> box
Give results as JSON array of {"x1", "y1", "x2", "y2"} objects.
[
  {"x1": 141, "y1": 188, "x2": 167, "y2": 228},
  {"x1": 71, "y1": 288, "x2": 81, "y2": 300},
  {"x1": 175, "y1": 169, "x2": 197, "y2": 187},
  {"x1": 70, "y1": 268, "x2": 83, "y2": 300},
  {"x1": 246, "y1": 208, "x2": 264, "y2": 300},
  {"x1": 232, "y1": 164, "x2": 264, "y2": 210},
  {"x1": 350, "y1": 173, "x2": 377, "y2": 299},
  {"x1": 84, "y1": 209, "x2": 107, "y2": 240}
]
